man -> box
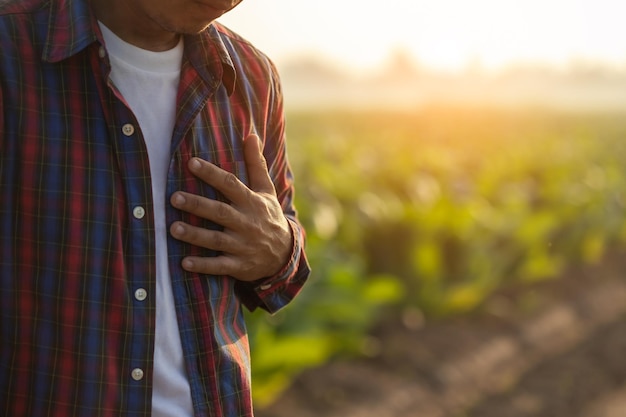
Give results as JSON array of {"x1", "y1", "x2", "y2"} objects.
[{"x1": 0, "y1": 0, "x2": 311, "y2": 416}]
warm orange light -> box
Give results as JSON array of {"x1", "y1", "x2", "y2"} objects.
[{"x1": 220, "y1": 0, "x2": 626, "y2": 73}]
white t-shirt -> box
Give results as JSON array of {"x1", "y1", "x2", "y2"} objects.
[{"x1": 99, "y1": 22, "x2": 194, "y2": 417}]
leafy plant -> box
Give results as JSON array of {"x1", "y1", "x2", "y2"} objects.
[{"x1": 248, "y1": 107, "x2": 626, "y2": 405}]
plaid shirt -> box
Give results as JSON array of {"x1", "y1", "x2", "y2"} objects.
[{"x1": 0, "y1": 0, "x2": 310, "y2": 416}]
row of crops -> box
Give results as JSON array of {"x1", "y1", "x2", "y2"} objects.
[{"x1": 247, "y1": 106, "x2": 626, "y2": 405}]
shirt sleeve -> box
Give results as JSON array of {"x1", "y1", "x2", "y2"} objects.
[
  {"x1": 234, "y1": 59, "x2": 311, "y2": 313},
  {"x1": 236, "y1": 218, "x2": 310, "y2": 313}
]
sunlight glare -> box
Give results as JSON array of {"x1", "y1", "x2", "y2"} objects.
[{"x1": 220, "y1": 0, "x2": 626, "y2": 73}]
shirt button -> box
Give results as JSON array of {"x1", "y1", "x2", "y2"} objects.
[
  {"x1": 131, "y1": 368, "x2": 144, "y2": 381},
  {"x1": 122, "y1": 123, "x2": 135, "y2": 136},
  {"x1": 98, "y1": 46, "x2": 106, "y2": 58},
  {"x1": 259, "y1": 283, "x2": 272, "y2": 291},
  {"x1": 134, "y1": 288, "x2": 147, "y2": 301},
  {"x1": 133, "y1": 206, "x2": 145, "y2": 219}
]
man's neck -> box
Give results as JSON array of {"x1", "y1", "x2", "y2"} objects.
[{"x1": 89, "y1": 0, "x2": 180, "y2": 52}]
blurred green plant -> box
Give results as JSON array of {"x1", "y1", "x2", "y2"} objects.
[{"x1": 247, "y1": 106, "x2": 626, "y2": 406}]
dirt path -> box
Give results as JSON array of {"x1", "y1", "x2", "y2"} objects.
[{"x1": 256, "y1": 253, "x2": 626, "y2": 417}]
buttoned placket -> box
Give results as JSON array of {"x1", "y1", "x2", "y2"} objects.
[
  {"x1": 123, "y1": 122, "x2": 151, "y2": 387},
  {"x1": 122, "y1": 118, "x2": 153, "y2": 410},
  {"x1": 99, "y1": 39, "x2": 157, "y2": 410}
]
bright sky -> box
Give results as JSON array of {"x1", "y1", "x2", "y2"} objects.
[{"x1": 218, "y1": 0, "x2": 626, "y2": 73}]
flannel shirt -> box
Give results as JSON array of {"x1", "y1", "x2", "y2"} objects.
[{"x1": 0, "y1": 0, "x2": 310, "y2": 416}]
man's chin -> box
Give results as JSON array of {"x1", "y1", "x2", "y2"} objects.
[{"x1": 160, "y1": 19, "x2": 218, "y2": 36}]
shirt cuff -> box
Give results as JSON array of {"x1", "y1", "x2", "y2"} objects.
[{"x1": 236, "y1": 218, "x2": 310, "y2": 313}]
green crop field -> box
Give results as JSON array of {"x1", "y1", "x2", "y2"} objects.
[{"x1": 247, "y1": 106, "x2": 626, "y2": 405}]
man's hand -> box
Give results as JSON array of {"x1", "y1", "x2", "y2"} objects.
[{"x1": 169, "y1": 134, "x2": 293, "y2": 282}]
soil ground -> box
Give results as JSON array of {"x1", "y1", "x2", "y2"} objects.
[{"x1": 256, "y1": 252, "x2": 626, "y2": 417}]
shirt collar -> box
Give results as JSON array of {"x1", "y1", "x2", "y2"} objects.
[
  {"x1": 183, "y1": 23, "x2": 237, "y2": 96},
  {"x1": 42, "y1": 0, "x2": 236, "y2": 95},
  {"x1": 42, "y1": 0, "x2": 99, "y2": 63}
]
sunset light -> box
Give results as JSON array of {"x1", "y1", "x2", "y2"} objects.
[
  {"x1": 222, "y1": 1, "x2": 626, "y2": 413},
  {"x1": 220, "y1": 0, "x2": 626, "y2": 73},
  {"x1": 219, "y1": 0, "x2": 626, "y2": 109}
]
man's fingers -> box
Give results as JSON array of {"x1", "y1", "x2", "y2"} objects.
[
  {"x1": 180, "y1": 255, "x2": 239, "y2": 277},
  {"x1": 170, "y1": 221, "x2": 240, "y2": 253},
  {"x1": 170, "y1": 191, "x2": 243, "y2": 229},
  {"x1": 180, "y1": 255, "x2": 257, "y2": 279},
  {"x1": 186, "y1": 157, "x2": 252, "y2": 205},
  {"x1": 184, "y1": 135, "x2": 274, "y2": 204},
  {"x1": 244, "y1": 134, "x2": 275, "y2": 194},
  {"x1": 171, "y1": 134, "x2": 288, "y2": 281}
]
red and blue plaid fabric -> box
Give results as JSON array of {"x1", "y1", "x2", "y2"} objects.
[{"x1": 0, "y1": 0, "x2": 310, "y2": 416}]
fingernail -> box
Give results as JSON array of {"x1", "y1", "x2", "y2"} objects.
[
  {"x1": 173, "y1": 223, "x2": 185, "y2": 236},
  {"x1": 251, "y1": 135, "x2": 262, "y2": 147},
  {"x1": 189, "y1": 158, "x2": 201, "y2": 171},
  {"x1": 182, "y1": 258, "x2": 194, "y2": 269},
  {"x1": 173, "y1": 193, "x2": 186, "y2": 206}
]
